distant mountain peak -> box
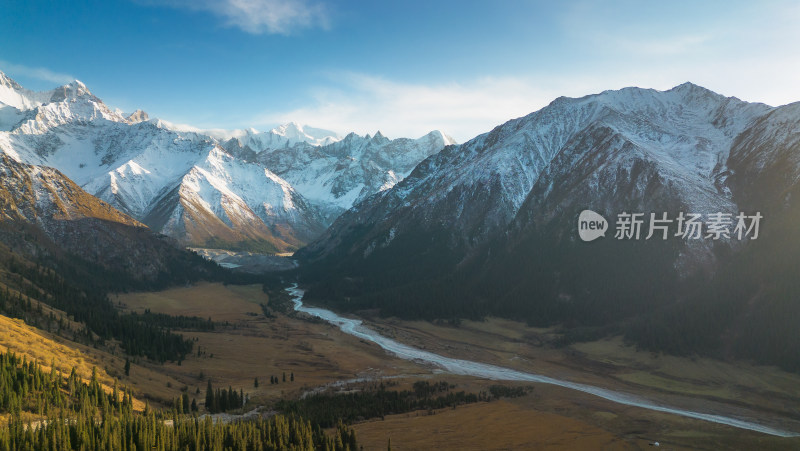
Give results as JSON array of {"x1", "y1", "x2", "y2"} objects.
[
  {"x1": 0, "y1": 70, "x2": 23, "y2": 91},
  {"x1": 667, "y1": 81, "x2": 722, "y2": 98},
  {"x1": 424, "y1": 130, "x2": 458, "y2": 146},
  {"x1": 370, "y1": 130, "x2": 390, "y2": 144},
  {"x1": 126, "y1": 109, "x2": 149, "y2": 124},
  {"x1": 261, "y1": 122, "x2": 341, "y2": 148},
  {"x1": 1, "y1": 71, "x2": 453, "y2": 252},
  {"x1": 272, "y1": 121, "x2": 302, "y2": 135},
  {"x1": 48, "y1": 79, "x2": 98, "y2": 103}
]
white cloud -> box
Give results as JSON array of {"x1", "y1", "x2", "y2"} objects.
[
  {"x1": 251, "y1": 1, "x2": 800, "y2": 142},
  {"x1": 255, "y1": 55, "x2": 800, "y2": 143},
  {"x1": 0, "y1": 60, "x2": 74, "y2": 85},
  {"x1": 154, "y1": 0, "x2": 330, "y2": 34},
  {"x1": 257, "y1": 73, "x2": 573, "y2": 142}
]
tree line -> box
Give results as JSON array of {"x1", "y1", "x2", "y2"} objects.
[
  {"x1": 0, "y1": 350, "x2": 360, "y2": 451},
  {"x1": 276, "y1": 380, "x2": 530, "y2": 428},
  {"x1": 204, "y1": 380, "x2": 245, "y2": 414},
  {"x1": 0, "y1": 254, "x2": 203, "y2": 363}
]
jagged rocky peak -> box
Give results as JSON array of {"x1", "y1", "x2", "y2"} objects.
[
  {"x1": 126, "y1": 109, "x2": 149, "y2": 123},
  {"x1": 0, "y1": 70, "x2": 24, "y2": 91},
  {"x1": 49, "y1": 80, "x2": 97, "y2": 103},
  {"x1": 370, "y1": 130, "x2": 389, "y2": 144},
  {"x1": 297, "y1": 83, "x2": 800, "y2": 375},
  {"x1": 0, "y1": 69, "x2": 453, "y2": 252},
  {"x1": 300, "y1": 82, "x2": 780, "y2": 273}
]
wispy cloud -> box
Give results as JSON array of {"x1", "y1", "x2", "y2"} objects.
[
  {"x1": 151, "y1": 0, "x2": 330, "y2": 34},
  {"x1": 0, "y1": 60, "x2": 74, "y2": 85},
  {"x1": 256, "y1": 73, "x2": 583, "y2": 142},
  {"x1": 257, "y1": 57, "x2": 800, "y2": 143}
]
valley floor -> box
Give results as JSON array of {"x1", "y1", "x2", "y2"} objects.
[{"x1": 95, "y1": 283, "x2": 800, "y2": 450}]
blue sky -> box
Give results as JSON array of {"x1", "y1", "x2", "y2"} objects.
[{"x1": 2, "y1": 1, "x2": 799, "y2": 141}]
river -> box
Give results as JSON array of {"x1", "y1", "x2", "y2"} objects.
[{"x1": 287, "y1": 285, "x2": 798, "y2": 437}]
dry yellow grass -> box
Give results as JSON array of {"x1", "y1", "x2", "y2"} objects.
[
  {"x1": 9, "y1": 281, "x2": 799, "y2": 449},
  {"x1": 0, "y1": 315, "x2": 146, "y2": 412},
  {"x1": 353, "y1": 400, "x2": 636, "y2": 451},
  {"x1": 366, "y1": 316, "x2": 800, "y2": 424},
  {"x1": 113, "y1": 282, "x2": 264, "y2": 322},
  {"x1": 0, "y1": 311, "x2": 223, "y2": 413},
  {"x1": 574, "y1": 337, "x2": 800, "y2": 402},
  {"x1": 115, "y1": 283, "x2": 426, "y2": 407}
]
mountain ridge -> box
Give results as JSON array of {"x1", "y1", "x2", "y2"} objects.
[
  {"x1": 0, "y1": 70, "x2": 451, "y2": 252},
  {"x1": 297, "y1": 83, "x2": 800, "y2": 371}
]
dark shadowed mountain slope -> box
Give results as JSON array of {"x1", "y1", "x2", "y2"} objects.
[
  {"x1": 0, "y1": 153, "x2": 227, "y2": 289},
  {"x1": 298, "y1": 84, "x2": 800, "y2": 371}
]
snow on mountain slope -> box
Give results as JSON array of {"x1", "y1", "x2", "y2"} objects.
[
  {"x1": 0, "y1": 71, "x2": 326, "y2": 251},
  {"x1": 0, "y1": 152, "x2": 141, "y2": 228},
  {"x1": 158, "y1": 121, "x2": 341, "y2": 149},
  {"x1": 300, "y1": 83, "x2": 772, "y2": 269},
  {"x1": 0, "y1": 70, "x2": 448, "y2": 251},
  {"x1": 0, "y1": 71, "x2": 55, "y2": 111},
  {"x1": 0, "y1": 152, "x2": 227, "y2": 282},
  {"x1": 1, "y1": 114, "x2": 217, "y2": 217},
  {"x1": 154, "y1": 146, "x2": 326, "y2": 250},
  {"x1": 406, "y1": 83, "x2": 767, "y2": 217},
  {"x1": 257, "y1": 130, "x2": 456, "y2": 222}
]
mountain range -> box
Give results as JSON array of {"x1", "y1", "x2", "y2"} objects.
[
  {"x1": 2, "y1": 67, "x2": 800, "y2": 371},
  {"x1": 298, "y1": 83, "x2": 800, "y2": 371},
  {"x1": 0, "y1": 71, "x2": 452, "y2": 252}
]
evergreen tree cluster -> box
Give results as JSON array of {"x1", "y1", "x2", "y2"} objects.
[
  {"x1": 172, "y1": 393, "x2": 198, "y2": 415},
  {"x1": 128, "y1": 310, "x2": 216, "y2": 332},
  {"x1": 0, "y1": 350, "x2": 359, "y2": 451},
  {"x1": 268, "y1": 372, "x2": 294, "y2": 385},
  {"x1": 0, "y1": 351, "x2": 133, "y2": 421},
  {"x1": 486, "y1": 385, "x2": 531, "y2": 399},
  {"x1": 277, "y1": 380, "x2": 484, "y2": 428},
  {"x1": 1, "y1": 406, "x2": 356, "y2": 451},
  {"x1": 0, "y1": 254, "x2": 197, "y2": 363},
  {"x1": 203, "y1": 381, "x2": 245, "y2": 414}
]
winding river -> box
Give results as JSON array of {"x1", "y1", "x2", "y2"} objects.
[{"x1": 288, "y1": 285, "x2": 798, "y2": 437}]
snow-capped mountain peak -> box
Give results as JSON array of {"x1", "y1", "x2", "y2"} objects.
[
  {"x1": 257, "y1": 127, "x2": 457, "y2": 223},
  {"x1": 269, "y1": 121, "x2": 341, "y2": 147},
  {"x1": 0, "y1": 71, "x2": 25, "y2": 97},
  {"x1": 369, "y1": 130, "x2": 389, "y2": 144},
  {"x1": 126, "y1": 109, "x2": 149, "y2": 123},
  {"x1": 0, "y1": 69, "x2": 452, "y2": 252},
  {"x1": 0, "y1": 70, "x2": 51, "y2": 111},
  {"x1": 301, "y1": 82, "x2": 778, "y2": 275},
  {"x1": 48, "y1": 79, "x2": 94, "y2": 103}
]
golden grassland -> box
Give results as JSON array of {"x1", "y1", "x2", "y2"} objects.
[
  {"x1": 354, "y1": 316, "x2": 800, "y2": 448},
  {"x1": 366, "y1": 316, "x2": 800, "y2": 419},
  {"x1": 0, "y1": 314, "x2": 148, "y2": 424},
  {"x1": 0, "y1": 279, "x2": 207, "y2": 417},
  {"x1": 6, "y1": 282, "x2": 800, "y2": 449},
  {"x1": 114, "y1": 283, "x2": 425, "y2": 407},
  {"x1": 114, "y1": 282, "x2": 264, "y2": 322},
  {"x1": 348, "y1": 374, "x2": 800, "y2": 450},
  {"x1": 353, "y1": 399, "x2": 636, "y2": 451}
]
